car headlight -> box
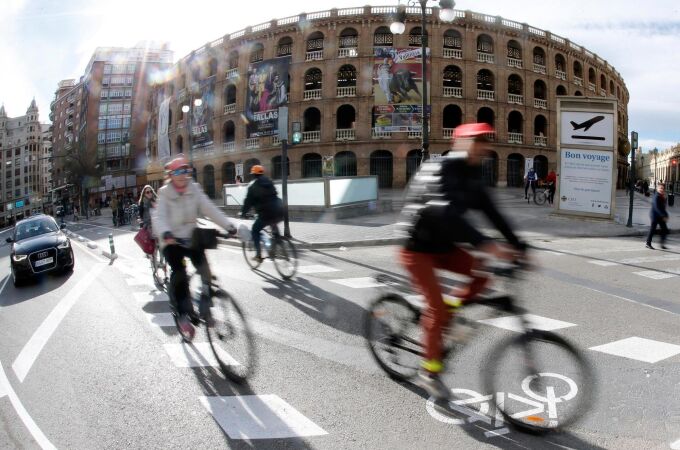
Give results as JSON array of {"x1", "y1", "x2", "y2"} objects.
[
  {"x1": 12, "y1": 254, "x2": 28, "y2": 262},
  {"x1": 58, "y1": 240, "x2": 71, "y2": 249}
]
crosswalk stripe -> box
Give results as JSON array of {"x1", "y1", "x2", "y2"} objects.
[
  {"x1": 478, "y1": 314, "x2": 577, "y2": 333},
  {"x1": 125, "y1": 277, "x2": 152, "y2": 287},
  {"x1": 330, "y1": 277, "x2": 389, "y2": 289},
  {"x1": 163, "y1": 343, "x2": 239, "y2": 368},
  {"x1": 199, "y1": 394, "x2": 327, "y2": 439},
  {"x1": 297, "y1": 265, "x2": 341, "y2": 274},
  {"x1": 588, "y1": 260, "x2": 620, "y2": 267},
  {"x1": 621, "y1": 255, "x2": 680, "y2": 264},
  {"x1": 589, "y1": 337, "x2": 680, "y2": 363},
  {"x1": 633, "y1": 271, "x2": 676, "y2": 280},
  {"x1": 145, "y1": 313, "x2": 175, "y2": 328}
]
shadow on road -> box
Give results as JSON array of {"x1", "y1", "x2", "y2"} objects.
[{"x1": 0, "y1": 270, "x2": 74, "y2": 307}]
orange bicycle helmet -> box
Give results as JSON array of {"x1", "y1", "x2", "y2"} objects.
[{"x1": 250, "y1": 164, "x2": 265, "y2": 175}]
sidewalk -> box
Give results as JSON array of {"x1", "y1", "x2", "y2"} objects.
[{"x1": 73, "y1": 190, "x2": 675, "y2": 249}]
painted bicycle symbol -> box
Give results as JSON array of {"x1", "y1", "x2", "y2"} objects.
[{"x1": 426, "y1": 373, "x2": 578, "y2": 438}]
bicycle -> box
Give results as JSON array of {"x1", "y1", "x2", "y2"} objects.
[
  {"x1": 167, "y1": 228, "x2": 257, "y2": 383},
  {"x1": 240, "y1": 217, "x2": 298, "y2": 280},
  {"x1": 365, "y1": 262, "x2": 593, "y2": 434},
  {"x1": 149, "y1": 235, "x2": 168, "y2": 289},
  {"x1": 533, "y1": 185, "x2": 548, "y2": 205}
]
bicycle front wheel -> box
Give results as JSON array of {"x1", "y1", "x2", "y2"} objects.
[
  {"x1": 207, "y1": 290, "x2": 257, "y2": 383},
  {"x1": 242, "y1": 240, "x2": 262, "y2": 269},
  {"x1": 534, "y1": 190, "x2": 547, "y2": 205},
  {"x1": 484, "y1": 329, "x2": 594, "y2": 434},
  {"x1": 151, "y1": 246, "x2": 168, "y2": 289},
  {"x1": 271, "y1": 237, "x2": 298, "y2": 279},
  {"x1": 365, "y1": 293, "x2": 422, "y2": 381}
]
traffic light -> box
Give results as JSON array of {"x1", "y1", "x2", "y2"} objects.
[
  {"x1": 291, "y1": 131, "x2": 302, "y2": 145},
  {"x1": 672, "y1": 159, "x2": 677, "y2": 166}
]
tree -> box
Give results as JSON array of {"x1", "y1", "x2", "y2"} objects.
[{"x1": 62, "y1": 140, "x2": 103, "y2": 218}]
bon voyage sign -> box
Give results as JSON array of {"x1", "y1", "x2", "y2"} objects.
[{"x1": 559, "y1": 149, "x2": 613, "y2": 214}]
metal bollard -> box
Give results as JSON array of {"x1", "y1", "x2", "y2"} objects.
[{"x1": 108, "y1": 233, "x2": 117, "y2": 260}]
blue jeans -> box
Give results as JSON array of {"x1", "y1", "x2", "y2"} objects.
[{"x1": 252, "y1": 218, "x2": 280, "y2": 257}]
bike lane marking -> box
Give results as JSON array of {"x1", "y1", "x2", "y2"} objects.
[
  {"x1": 670, "y1": 438, "x2": 680, "y2": 449},
  {"x1": 12, "y1": 263, "x2": 106, "y2": 382},
  {"x1": 0, "y1": 360, "x2": 56, "y2": 449}
]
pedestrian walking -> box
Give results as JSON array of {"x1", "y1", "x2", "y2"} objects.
[
  {"x1": 646, "y1": 184, "x2": 669, "y2": 250},
  {"x1": 110, "y1": 196, "x2": 119, "y2": 226},
  {"x1": 545, "y1": 169, "x2": 557, "y2": 205}
]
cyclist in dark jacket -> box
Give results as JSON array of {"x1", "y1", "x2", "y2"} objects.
[
  {"x1": 240, "y1": 165, "x2": 283, "y2": 261},
  {"x1": 397, "y1": 122, "x2": 527, "y2": 400}
]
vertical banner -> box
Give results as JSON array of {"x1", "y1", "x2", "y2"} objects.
[
  {"x1": 322, "y1": 156, "x2": 335, "y2": 177},
  {"x1": 245, "y1": 57, "x2": 291, "y2": 138},
  {"x1": 373, "y1": 47, "x2": 430, "y2": 132},
  {"x1": 191, "y1": 76, "x2": 215, "y2": 149},
  {"x1": 158, "y1": 97, "x2": 170, "y2": 160}
]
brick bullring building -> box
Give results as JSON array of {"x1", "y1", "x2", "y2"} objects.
[{"x1": 144, "y1": 6, "x2": 630, "y2": 198}]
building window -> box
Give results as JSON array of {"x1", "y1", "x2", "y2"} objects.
[
  {"x1": 102, "y1": 77, "x2": 110, "y2": 86},
  {"x1": 98, "y1": 132, "x2": 106, "y2": 144},
  {"x1": 126, "y1": 76, "x2": 133, "y2": 85},
  {"x1": 98, "y1": 118, "x2": 107, "y2": 129},
  {"x1": 104, "y1": 65, "x2": 112, "y2": 74},
  {"x1": 99, "y1": 104, "x2": 108, "y2": 114},
  {"x1": 126, "y1": 64, "x2": 135, "y2": 73},
  {"x1": 100, "y1": 90, "x2": 109, "y2": 98},
  {"x1": 124, "y1": 89, "x2": 132, "y2": 98},
  {"x1": 123, "y1": 103, "x2": 131, "y2": 114}
]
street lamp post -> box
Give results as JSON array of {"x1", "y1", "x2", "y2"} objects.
[
  {"x1": 390, "y1": 0, "x2": 456, "y2": 163},
  {"x1": 182, "y1": 95, "x2": 203, "y2": 180}
]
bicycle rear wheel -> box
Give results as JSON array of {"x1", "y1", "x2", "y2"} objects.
[
  {"x1": 365, "y1": 293, "x2": 422, "y2": 381},
  {"x1": 271, "y1": 236, "x2": 298, "y2": 279},
  {"x1": 242, "y1": 240, "x2": 262, "y2": 269},
  {"x1": 534, "y1": 190, "x2": 547, "y2": 205},
  {"x1": 484, "y1": 329, "x2": 594, "y2": 434},
  {"x1": 207, "y1": 289, "x2": 257, "y2": 383}
]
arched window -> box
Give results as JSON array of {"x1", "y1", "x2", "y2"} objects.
[
  {"x1": 533, "y1": 155, "x2": 548, "y2": 179},
  {"x1": 337, "y1": 65, "x2": 357, "y2": 87},
  {"x1": 533, "y1": 47, "x2": 546, "y2": 66},
  {"x1": 370, "y1": 150, "x2": 393, "y2": 188},
  {"x1": 507, "y1": 153, "x2": 524, "y2": 187},
  {"x1": 203, "y1": 165, "x2": 215, "y2": 198},
  {"x1": 406, "y1": 149, "x2": 421, "y2": 180},
  {"x1": 250, "y1": 43, "x2": 264, "y2": 63},
  {"x1": 477, "y1": 69, "x2": 495, "y2": 91},
  {"x1": 409, "y1": 27, "x2": 427, "y2": 46},
  {"x1": 276, "y1": 36, "x2": 293, "y2": 57},
  {"x1": 534, "y1": 115, "x2": 548, "y2": 140},
  {"x1": 442, "y1": 104, "x2": 462, "y2": 130},
  {"x1": 508, "y1": 111, "x2": 523, "y2": 134},
  {"x1": 222, "y1": 121, "x2": 235, "y2": 142},
  {"x1": 223, "y1": 84, "x2": 236, "y2": 107},
  {"x1": 374, "y1": 26, "x2": 393, "y2": 46},
  {"x1": 443, "y1": 65, "x2": 462, "y2": 87},
  {"x1": 555, "y1": 54, "x2": 566, "y2": 72},
  {"x1": 477, "y1": 107, "x2": 494, "y2": 128},
  {"x1": 600, "y1": 74, "x2": 607, "y2": 90},
  {"x1": 307, "y1": 31, "x2": 324, "y2": 51},
  {"x1": 443, "y1": 29, "x2": 462, "y2": 49},
  {"x1": 303, "y1": 107, "x2": 321, "y2": 132},
  {"x1": 610, "y1": 80, "x2": 615, "y2": 95},
  {"x1": 222, "y1": 162, "x2": 235, "y2": 184},
  {"x1": 575, "y1": 90, "x2": 583, "y2": 96},
  {"x1": 573, "y1": 61, "x2": 583, "y2": 79},
  {"x1": 271, "y1": 156, "x2": 290, "y2": 180},
  {"x1": 508, "y1": 74, "x2": 523, "y2": 95},
  {"x1": 588, "y1": 67, "x2": 596, "y2": 84},
  {"x1": 228, "y1": 51, "x2": 239, "y2": 70},
  {"x1": 507, "y1": 40, "x2": 522, "y2": 62},
  {"x1": 339, "y1": 28, "x2": 358, "y2": 49},
  {"x1": 334, "y1": 151, "x2": 357, "y2": 176},
  {"x1": 534, "y1": 80, "x2": 547, "y2": 100},
  {"x1": 304, "y1": 68, "x2": 322, "y2": 92},
  {"x1": 302, "y1": 153, "x2": 322, "y2": 178},
  {"x1": 477, "y1": 34, "x2": 493, "y2": 53},
  {"x1": 556, "y1": 85, "x2": 567, "y2": 96},
  {"x1": 481, "y1": 151, "x2": 498, "y2": 187},
  {"x1": 208, "y1": 58, "x2": 218, "y2": 77},
  {"x1": 336, "y1": 105, "x2": 355, "y2": 129}
]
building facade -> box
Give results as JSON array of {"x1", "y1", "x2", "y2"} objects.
[
  {"x1": 50, "y1": 43, "x2": 173, "y2": 208},
  {"x1": 643, "y1": 146, "x2": 680, "y2": 192},
  {"x1": 0, "y1": 101, "x2": 46, "y2": 227},
  {"x1": 145, "y1": 6, "x2": 630, "y2": 197}
]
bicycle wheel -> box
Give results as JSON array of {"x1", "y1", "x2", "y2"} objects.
[
  {"x1": 365, "y1": 293, "x2": 423, "y2": 381},
  {"x1": 534, "y1": 190, "x2": 547, "y2": 205},
  {"x1": 151, "y1": 246, "x2": 168, "y2": 289},
  {"x1": 484, "y1": 329, "x2": 594, "y2": 434},
  {"x1": 207, "y1": 289, "x2": 257, "y2": 383},
  {"x1": 242, "y1": 239, "x2": 263, "y2": 270},
  {"x1": 271, "y1": 236, "x2": 298, "y2": 279}
]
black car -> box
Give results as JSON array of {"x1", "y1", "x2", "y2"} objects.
[{"x1": 6, "y1": 215, "x2": 75, "y2": 286}]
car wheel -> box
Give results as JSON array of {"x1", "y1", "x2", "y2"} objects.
[
  {"x1": 64, "y1": 251, "x2": 75, "y2": 274},
  {"x1": 11, "y1": 264, "x2": 23, "y2": 287}
]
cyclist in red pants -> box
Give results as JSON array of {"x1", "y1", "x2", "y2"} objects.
[{"x1": 397, "y1": 123, "x2": 527, "y2": 400}]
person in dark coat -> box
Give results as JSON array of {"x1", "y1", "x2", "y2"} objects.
[
  {"x1": 240, "y1": 165, "x2": 284, "y2": 261},
  {"x1": 646, "y1": 184, "x2": 669, "y2": 249}
]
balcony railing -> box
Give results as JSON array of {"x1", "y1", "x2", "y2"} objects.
[
  {"x1": 223, "y1": 141, "x2": 235, "y2": 152},
  {"x1": 555, "y1": 70, "x2": 567, "y2": 80},
  {"x1": 305, "y1": 50, "x2": 324, "y2": 61},
  {"x1": 276, "y1": 44, "x2": 292, "y2": 57},
  {"x1": 336, "y1": 129, "x2": 356, "y2": 141},
  {"x1": 407, "y1": 131, "x2": 422, "y2": 139},
  {"x1": 226, "y1": 68, "x2": 239, "y2": 79},
  {"x1": 443, "y1": 48, "x2": 463, "y2": 59},
  {"x1": 245, "y1": 138, "x2": 260, "y2": 150},
  {"x1": 534, "y1": 135, "x2": 548, "y2": 147},
  {"x1": 477, "y1": 52, "x2": 494, "y2": 63},
  {"x1": 443, "y1": 128, "x2": 454, "y2": 138},
  {"x1": 223, "y1": 103, "x2": 236, "y2": 114},
  {"x1": 507, "y1": 58, "x2": 523, "y2": 69},
  {"x1": 483, "y1": 132, "x2": 495, "y2": 141},
  {"x1": 508, "y1": 132, "x2": 523, "y2": 144},
  {"x1": 477, "y1": 89, "x2": 495, "y2": 101},
  {"x1": 534, "y1": 99, "x2": 547, "y2": 109},
  {"x1": 303, "y1": 89, "x2": 322, "y2": 100},
  {"x1": 574, "y1": 77, "x2": 583, "y2": 86},
  {"x1": 443, "y1": 87, "x2": 463, "y2": 98},
  {"x1": 271, "y1": 135, "x2": 280, "y2": 147},
  {"x1": 303, "y1": 131, "x2": 321, "y2": 143},
  {"x1": 336, "y1": 86, "x2": 356, "y2": 97},
  {"x1": 372, "y1": 128, "x2": 391, "y2": 139},
  {"x1": 600, "y1": 89, "x2": 606, "y2": 97},
  {"x1": 533, "y1": 63, "x2": 546, "y2": 74},
  {"x1": 337, "y1": 47, "x2": 358, "y2": 58},
  {"x1": 588, "y1": 82, "x2": 596, "y2": 92},
  {"x1": 508, "y1": 93, "x2": 523, "y2": 104}
]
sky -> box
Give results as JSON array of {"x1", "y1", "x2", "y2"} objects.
[{"x1": 1, "y1": 0, "x2": 679, "y2": 153}]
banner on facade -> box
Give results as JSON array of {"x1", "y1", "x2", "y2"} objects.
[
  {"x1": 191, "y1": 76, "x2": 215, "y2": 149},
  {"x1": 158, "y1": 97, "x2": 171, "y2": 160},
  {"x1": 322, "y1": 156, "x2": 334, "y2": 177},
  {"x1": 373, "y1": 47, "x2": 430, "y2": 132},
  {"x1": 245, "y1": 57, "x2": 291, "y2": 138}
]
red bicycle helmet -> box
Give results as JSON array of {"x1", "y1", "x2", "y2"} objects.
[
  {"x1": 166, "y1": 154, "x2": 189, "y2": 172},
  {"x1": 454, "y1": 123, "x2": 495, "y2": 139}
]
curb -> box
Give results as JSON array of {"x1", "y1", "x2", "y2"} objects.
[{"x1": 101, "y1": 251, "x2": 118, "y2": 260}]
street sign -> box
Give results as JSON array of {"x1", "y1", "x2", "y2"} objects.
[{"x1": 15, "y1": 200, "x2": 24, "y2": 208}]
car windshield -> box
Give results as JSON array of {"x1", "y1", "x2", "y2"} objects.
[{"x1": 14, "y1": 218, "x2": 59, "y2": 241}]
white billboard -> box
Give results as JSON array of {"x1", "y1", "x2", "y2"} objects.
[
  {"x1": 559, "y1": 148, "x2": 613, "y2": 214},
  {"x1": 560, "y1": 111, "x2": 614, "y2": 147}
]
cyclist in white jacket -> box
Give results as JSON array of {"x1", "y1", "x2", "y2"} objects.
[{"x1": 155, "y1": 154, "x2": 236, "y2": 335}]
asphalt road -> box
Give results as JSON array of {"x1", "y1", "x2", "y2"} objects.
[{"x1": 1, "y1": 220, "x2": 679, "y2": 449}]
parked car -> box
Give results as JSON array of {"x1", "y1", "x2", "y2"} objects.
[{"x1": 6, "y1": 214, "x2": 74, "y2": 286}]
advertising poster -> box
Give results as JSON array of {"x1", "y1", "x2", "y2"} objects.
[
  {"x1": 245, "y1": 57, "x2": 291, "y2": 138},
  {"x1": 191, "y1": 76, "x2": 215, "y2": 149},
  {"x1": 322, "y1": 156, "x2": 334, "y2": 177},
  {"x1": 560, "y1": 111, "x2": 614, "y2": 148},
  {"x1": 157, "y1": 97, "x2": 170, "y2": 159},
  {"x1": 373, "y1": 47, "x2": 430, "y2": 132},
  {"x1": 559, "y1": 148, "x2": 613, "y2": 215}
]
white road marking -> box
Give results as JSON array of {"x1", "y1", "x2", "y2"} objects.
[
  {"x1": 539, "y1": 250, "x2": 564, "y2": 256},
  {"x1": 588, "y1": 260, "x2": 620, "y2": 267},
  {"x1": 163, "y1": 343, "x2": 239, "y2": 367},
  {"x1": 330, "y1": 277, "x2": 389, "y2": 289},
  {"x1": 133, "y1": 291, "x2": 168, "y2": 303},
  {"x1": 0, "y1": 361, "x2": 56, "y2": 449},
  {"x1": 70, "y1": 238, "x2": 109, "y2": 263},
  {"x1": 125, "y1": 277, "x2": 152, "y2": 287},
  {"x1": 633, "y1": 271, "x2": 677, "y2": 280},
  {"x1": 145, "y1": 312, "x2": 176, "y2": 327},
  {"x1": 589, "y1": 337, "x2": 680, "y2": 363},
  {"x1": 0, "y1": 275, "x2": 10, "y2": 298},
  {"x1": 297, "y1": 265, "x2": 341, "y2": 274},
  {"x1": 12, "y1": 264, "x2": 105, "y2": 383},
  {"x1": 621, "y1": 255, "x2": 680, "y2": 264},
  {"x1": 199, "y1": 394, "x2": 327, "y2": 439},
  {"x1": 478, "y1": 314, "x2": 577, "y2": 333},
  {"x1": 670, "y1": 438, "x2": 680, "y2": 449}
]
